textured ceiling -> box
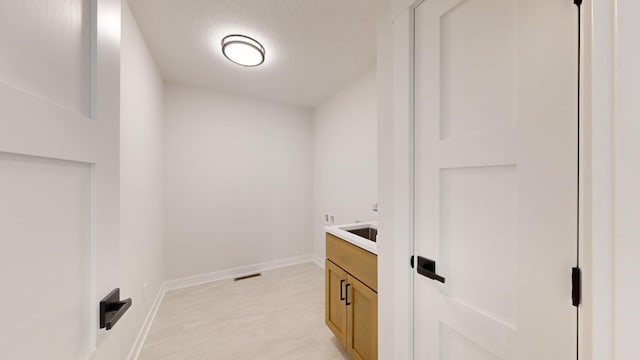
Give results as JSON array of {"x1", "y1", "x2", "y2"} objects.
[{"x1": 128, "y1": 0, "x2": 376, "y2": 108}]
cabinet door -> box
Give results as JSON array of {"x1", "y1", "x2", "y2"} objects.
[
  {"x1": 346, "y1": 275, "x2": 378, "y2": 360},
  {"x1": 326, "y1": 260, "x2": 347, "y2": 346}
]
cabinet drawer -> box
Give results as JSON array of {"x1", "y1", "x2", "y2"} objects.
[{"x1": 326, "y1": 233, "x2": 377, "y2": 292}]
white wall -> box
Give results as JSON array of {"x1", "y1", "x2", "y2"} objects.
[
  {"x1": 164, "y1": 85, "x2": 313, "y2": 280},
  {"x1": 312, "y1": 68, "x2": 378, "y2": 260},
  {"x1": 120, "y1": 4, "x2": 165, "y2": 359}
]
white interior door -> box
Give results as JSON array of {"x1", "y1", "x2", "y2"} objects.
[
  {"x1": 412, "y1": 0, "x2": 578, "y2": 359},
  {"x1": 0, "y1": 1, "x2": 122, "y2": 359}
]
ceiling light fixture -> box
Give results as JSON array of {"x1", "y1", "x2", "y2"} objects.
[{"x1": 221, "y1": 34, "x2": 265, "y2": 67}]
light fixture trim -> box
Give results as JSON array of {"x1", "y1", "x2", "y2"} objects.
[{"x1": 221, "y1": 34, "x2": 266, "y2": 67}]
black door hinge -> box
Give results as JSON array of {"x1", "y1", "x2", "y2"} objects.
[
  {"x1": 572, "y1": 267, "x2": 582, "y2": 307},
  {"x1": 410, "y1": 255, "x2": 415, "y2": 269}
]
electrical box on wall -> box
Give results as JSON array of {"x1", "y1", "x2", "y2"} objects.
[{"x1": 324, "y1": 213, "x2": 335, "y2": 225}]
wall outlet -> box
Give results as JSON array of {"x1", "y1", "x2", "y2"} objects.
[{"x1": 323, "y1": 213, "x2": 335, "y2": 225}]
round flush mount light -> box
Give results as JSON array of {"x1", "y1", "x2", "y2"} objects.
[{"x1": 221, "y1": 34, "x2": 265, "y2": 67}]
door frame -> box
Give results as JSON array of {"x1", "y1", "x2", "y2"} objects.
[{"x1": 379, "y1": 0, "x2": 617, "y2": 359}]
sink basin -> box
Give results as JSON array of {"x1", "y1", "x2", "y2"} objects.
[
  {"x1": 347, "y1": 227, "x2": 377, "y2": 242},
  {"x1": 326, "y1": 221, "x2": 378, "y2": 254}
]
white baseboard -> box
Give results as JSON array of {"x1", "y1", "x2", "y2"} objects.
[
  {"x1": 312, "y1": 254, "x2": 325, "y2": 269},
  {"x1": 127, "y1": 282, "x2": 166, "y2": 360},
  {"x1": 163, "y1": 254, "x2": 314, "y2": 292}
]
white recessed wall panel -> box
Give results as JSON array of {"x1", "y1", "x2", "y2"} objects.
[
  {"x1": 0, "y1": 0, "x2": 91, "y2": 115},
  {"x1": 439, "y1": 0, "x2": 517, "y2": 139},
  {"x1": 440, "y1": 165, "x2": 517, "y2": 327},
  {"x1": 0, "y1": 153, "x2": 91, "y2": 359}
]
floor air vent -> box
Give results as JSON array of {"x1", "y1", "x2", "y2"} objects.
[{"x1": 233, "y1": 273, "x2": 261, "y2": 281}]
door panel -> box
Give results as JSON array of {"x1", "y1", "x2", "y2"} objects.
[
  {"x1": 346, "y1": 275, "x2": 377, "y2": 360},
  {"x1": 439, "y1": 0, "x2": 517, "y2": 140},
  {"x1": 0, "y1": 154, "x2": 92, "y2": 359},
  {"x1": 0, "y1": 0, "x2": 91, "y2": 116},
  {"x1": 326, "y1": 260, "x2": 347, "y2": 346},
  {"x1": 440, "y1": 165, "x2": 518, "y2": 326},
  {"x1": 413, "y1": 0, "x2": 578, "y2": 359}
]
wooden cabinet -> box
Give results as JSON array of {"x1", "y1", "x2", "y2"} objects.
[
  {"x1": 345, "y1": 272, "x2": 377, "y2": 360},
  {"x1": 326, "y1": 234, "x2": 377, "y2": 291},
  {"x1": 325, "y1": 233, "x2": 377, "y2": 360},
  {"x1": 326, "y1": 260, "x2": 348, "y2": 347}
]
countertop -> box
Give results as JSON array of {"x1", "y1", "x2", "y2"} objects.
[{"x1": 325, "y1": 221, "x2": 378, "y2": 255}]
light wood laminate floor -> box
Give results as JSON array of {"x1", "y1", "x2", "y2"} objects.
[{"x1": 139, "y1": 262, "x2": 350, "y2": 360}]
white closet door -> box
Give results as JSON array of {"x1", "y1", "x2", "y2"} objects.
[
  {"x1": 0, "y1": 1, "x2": 122, "y2": 359},
  {"x1": 412, "y1": 0, "x2": 578, "y2": 358}
]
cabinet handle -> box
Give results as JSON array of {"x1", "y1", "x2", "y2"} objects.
[
  {"x1": 340, "y1": 279, "x2": 346, "y2": 301},
  {"x1": 345, "y1": 283, "x2": 351, "y2": 306}
]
